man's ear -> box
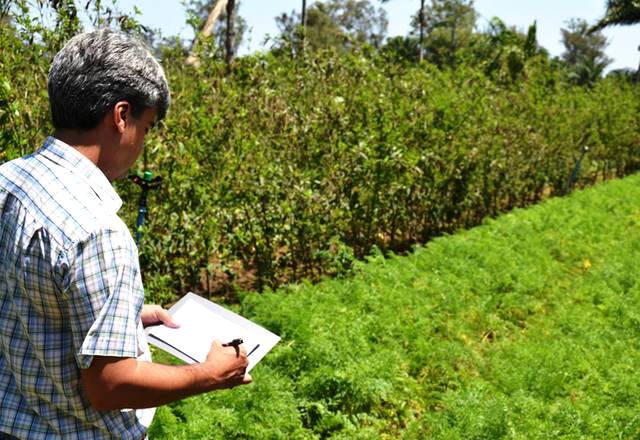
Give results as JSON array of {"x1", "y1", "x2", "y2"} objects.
[{"x1": 113, "y1": 101, "x2": 130, "y2": 134}]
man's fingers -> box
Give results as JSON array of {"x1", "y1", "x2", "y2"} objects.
[
  {"x1": 141, "y1": 304, "x2": 180, "y2": 328},
  {"x1": 157, "y1": 308, "x2": 180, "y2": 328},
  {"x1": 230, "y1": 373, "x2": 251, "y2": 388},
  {"x1": 209, "y1": 340, "x2": 246, "y2": 361}
]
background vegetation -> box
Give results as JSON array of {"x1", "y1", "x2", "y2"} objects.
[
  {"x1": 1, "y1": 0, "x2": 638, "y2": 301},
  {"x1": 140, "y1": 51, "x2": 639, "y2": 300}
]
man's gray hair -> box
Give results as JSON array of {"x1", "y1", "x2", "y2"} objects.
[{"x1": 48, "y1": 28, "x2": 170, "y2": 130}]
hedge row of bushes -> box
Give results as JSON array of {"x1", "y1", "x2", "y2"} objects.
[{"x1": 1, "y1": 25, "x2": 639, "y2": 302}]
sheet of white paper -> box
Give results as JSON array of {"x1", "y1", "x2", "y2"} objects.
[{"x1": 146, "y1": 292, "x2": 280, "y2": 372}]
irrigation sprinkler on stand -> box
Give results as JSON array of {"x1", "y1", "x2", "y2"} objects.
[
  {"x1": 129, "y1": 170, "x2": 162, "y2": 245},
  {"x1": 565, "y1": 145, "x2": 589, "y2": 195}
]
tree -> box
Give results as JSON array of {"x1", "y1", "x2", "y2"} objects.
[
  {"x1": 561, "y1": 18, "x2": 611, "y2": 85},
  {"x1": 2, "y1": 1, "x2": 149, "y2": 52},
  {"x1": 465, "y1": 17, "x2": 544, "y2": 82},
  {"x1": 416, "y1": 0, "x2": 425, "y2": 61},
  {"x1": 379, "y1": 0, "x2": 429, "y2": 60},
  {"x1": 410, "y1": 0, "x2": 477, "y2": 68},
  {"x1": 276, "y1": 0, "x2": 388, "y2": 52},
  {"x1": 301, "y1": 0, "x2": 307, "y2": 51},
  {"x1": 0, "y1": 0, "x2": 10, "y2": 21},
  {"x1": 225, "y1": 0, "x2": 237, "y2": 70},
  {"x1": 590, "y1": 0, "x2": 640, "y2": 76},
  {"x1": 590, "y1": 0, "x2": 640, "y2": 31},
  {"x1": 276, "y1": 3, "x2": 342, "y2": 52},
  {"x1": 185, "y1": 0, "x2": 246, "y2": 68}
]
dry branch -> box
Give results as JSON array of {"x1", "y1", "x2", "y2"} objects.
[{"x1": 186, "y1": 0, "x2": 229, "y2": 67}]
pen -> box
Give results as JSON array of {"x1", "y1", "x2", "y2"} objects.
[
  {"x1": 223, "y1": 338, "x2": 243, "y2": 347},
  {"x1": 247, "y1": 344, "x2": 260, "y2": 357}
]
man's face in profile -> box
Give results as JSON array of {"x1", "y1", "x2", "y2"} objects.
[{"x1": 114, "y1": 106, "x2": 157, "y2": 180}]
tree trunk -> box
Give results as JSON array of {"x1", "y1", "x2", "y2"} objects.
[
  {"x1": 186, "y1": 0, "x2": 229, "y2": 67},
  {"x1": 450, "y1": 15, "x2": 457, "y2": 68},
  {"x1": 225, "y1": 0, "x2": 236, "y2": 73},
  {"x1": 418, "y1": 0, "x2": 425, "y2": 61},
  {"x1": 300, "y1": 0, "x2": 307, "y2": 53}
]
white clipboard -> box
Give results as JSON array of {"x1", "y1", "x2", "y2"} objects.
[{"x1": 145, "y1": 292, "x2": 280, "y2": 372}]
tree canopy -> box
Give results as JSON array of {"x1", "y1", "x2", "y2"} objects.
[
  {"x1": 562, "y1": 18, "x2": 612, "y2": 85},
  {"x1": 276, "y1": 0, "x2": 388, "y2": 52},
  {"x1": 412, "y1": 0, "x2": 476, "y2": 66},
  {"x1": 591, "y1": 0, "x2": 640, "y2": 31}
]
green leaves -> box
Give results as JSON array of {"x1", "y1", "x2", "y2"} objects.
[{"x1": 139, "y1": 50, "x2": 639, "y2": 303}]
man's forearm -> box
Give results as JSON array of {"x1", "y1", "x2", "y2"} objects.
[
  {"x1": 81, "y1": 351, "x2": 249, "y2": 411},
  {"x1": 81, "y1": 358, "x2": 215, "y2": 410}
]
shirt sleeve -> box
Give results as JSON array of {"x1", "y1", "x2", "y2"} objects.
[{"x1": 61, "y1": 227, "x2": 145, "y2": 369}]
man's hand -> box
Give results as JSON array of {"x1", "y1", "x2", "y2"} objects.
[
  {"x1": 141, "y1": 304, "x2": 179, "y2": 328},
  {"x1": 80, "y1": 309, "x2": 252, "y2": 411},
  {"x1": 203, "y1": 340, "x2": 252, "y2": 389}
]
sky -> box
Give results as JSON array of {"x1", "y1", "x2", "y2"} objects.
[{"x1": 118, "y1": 0, "x2": 639, "y2": 72}]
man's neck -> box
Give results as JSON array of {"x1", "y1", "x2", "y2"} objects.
[{"x1": 54, "y1": 129, "x2": 103, "y2": 167}]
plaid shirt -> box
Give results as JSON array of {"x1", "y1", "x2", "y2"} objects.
[{"x1": 0, "y1": 137, "x2": 154, "y2": 439}]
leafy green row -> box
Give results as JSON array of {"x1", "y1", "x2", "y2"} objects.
[{"x1": 150, "y1": 173, "x2": 640, "y2": 439}]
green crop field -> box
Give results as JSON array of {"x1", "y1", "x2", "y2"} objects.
[
  {"x1": 1, "y1": 2, "x2": 639, "y2": 438},
  {"x1": 149, "y1": 174, "x2": 640, "y2": 439}
]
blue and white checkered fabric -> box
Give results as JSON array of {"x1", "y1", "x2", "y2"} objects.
[{"x1": 0, "y1": 137, "x2": 151, "y2": 439}]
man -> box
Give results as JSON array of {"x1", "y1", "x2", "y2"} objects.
[{"x1": 0, "y1": 29, "x2": 250, "y2": 439}]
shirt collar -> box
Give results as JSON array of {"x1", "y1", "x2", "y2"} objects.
[{"x1": 38, "y1": 136, "x2": 123, "y2": 213}]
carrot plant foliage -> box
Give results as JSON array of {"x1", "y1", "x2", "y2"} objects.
[{"x1": 150, "y1": 174, "x2": 640, "y2": 438}]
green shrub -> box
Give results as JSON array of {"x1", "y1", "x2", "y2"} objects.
[{"x1": 1, "y1": 19, "x2": 639, "y2": 301}]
